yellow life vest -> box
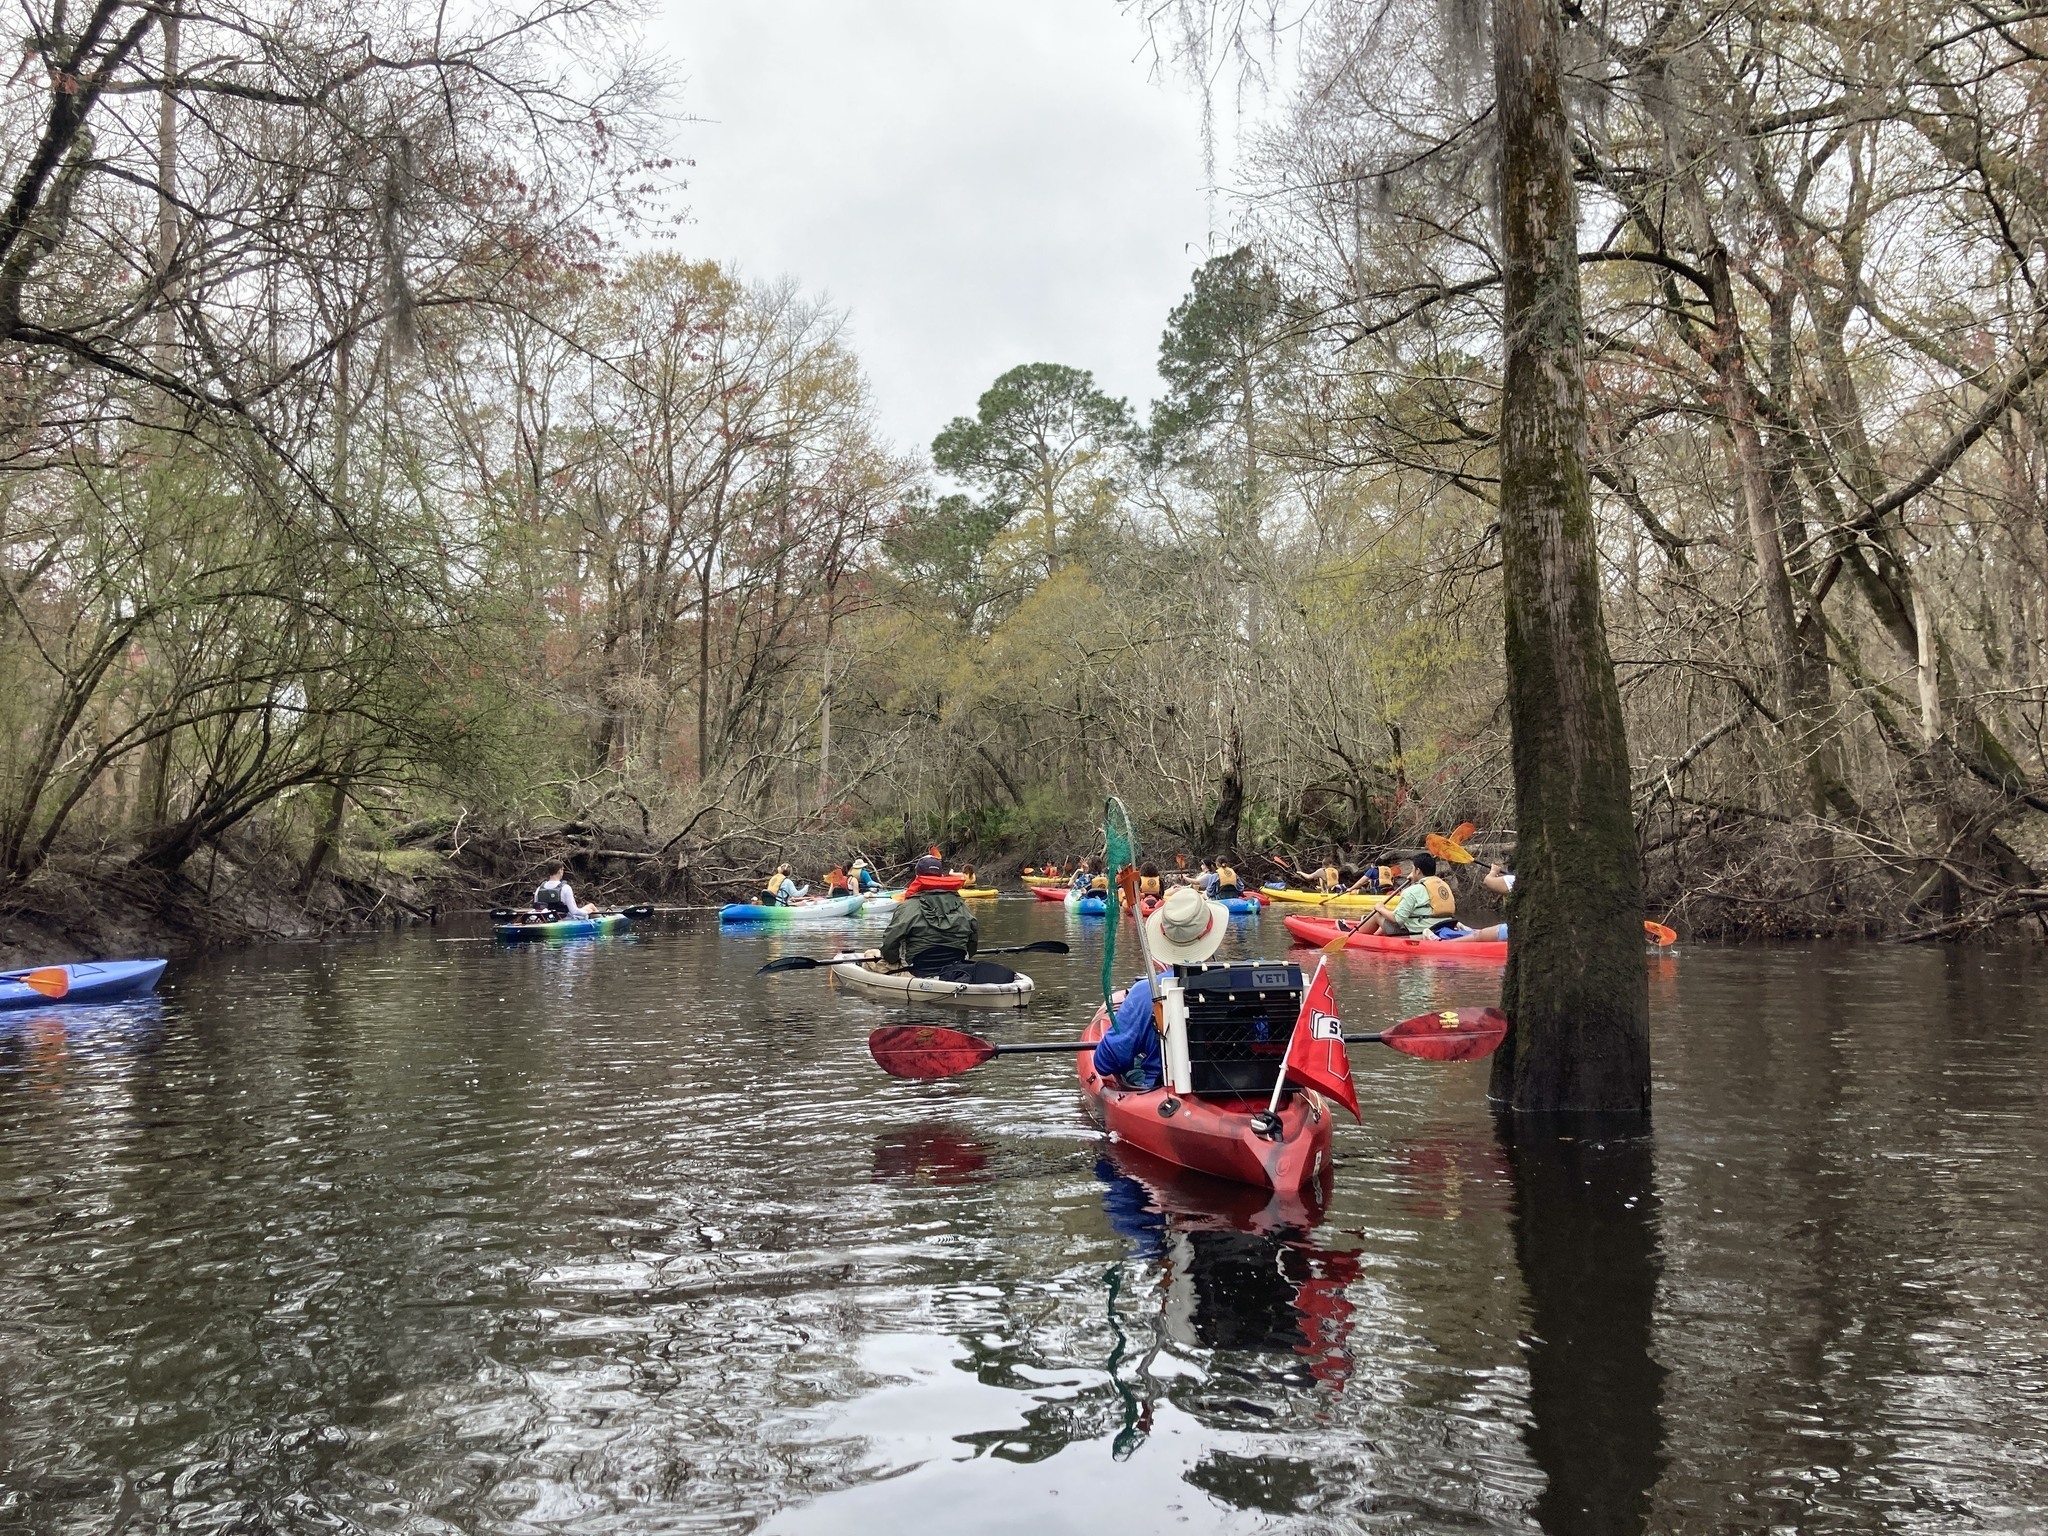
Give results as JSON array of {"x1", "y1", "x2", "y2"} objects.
[
  {"x1": 1139, "y1": 875, "x2": 1161, "y2": 896},
  {"x1": 1422, "y1": 876, "x2": 1456, "y2": 915}
]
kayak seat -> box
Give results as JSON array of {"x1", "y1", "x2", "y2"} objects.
[{"x1": 909, "y1": 954, "x2": 1019, "y2": 986}]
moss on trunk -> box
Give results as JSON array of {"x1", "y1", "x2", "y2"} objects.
[{"x1": 1489, "y1": 0, "x2": 1651, "y2": 1112}]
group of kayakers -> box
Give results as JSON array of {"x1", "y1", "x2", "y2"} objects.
[{"x1": 1031, "y1": 856, "x2": 1249, "y2": 900}]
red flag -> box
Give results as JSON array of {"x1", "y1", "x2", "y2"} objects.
[{"x1": 1282, "y1": 958, "x2": 1360, "y2": 1120}]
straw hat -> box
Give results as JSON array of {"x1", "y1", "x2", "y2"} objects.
[{"x1": 1144, "y1": 886, "x2": 1229, "y2": 966}]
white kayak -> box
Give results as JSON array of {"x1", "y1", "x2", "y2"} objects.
[{"x1": 827, "y1": 951, "x2": 1035, "y2": 1008}]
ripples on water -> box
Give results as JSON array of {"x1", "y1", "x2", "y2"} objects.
[{"x1": 2, "y1": 908, "x2": 2045, "y2": 1533}]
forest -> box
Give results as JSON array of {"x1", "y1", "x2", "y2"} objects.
[{"x1": 7, "y1": 0, "x2": 2048, "y2": 943}]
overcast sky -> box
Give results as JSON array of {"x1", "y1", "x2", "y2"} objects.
[{"x1": 651, "y1": 0, "x2": 1223, "y2": 460}]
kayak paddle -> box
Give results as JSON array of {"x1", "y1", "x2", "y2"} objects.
[
  {"x1": 489, "y1": 904, "x2": 655, "y2": 922},
  {"x1": 18, "y1": 967, "x2": 70, "y2": 1000},
  {"x1": 759, "y1": 940, "x2": 1071, "y2": 976},
  {"x1": 868, "y1": 1006, "x2": 1509, "y2": 1080}
]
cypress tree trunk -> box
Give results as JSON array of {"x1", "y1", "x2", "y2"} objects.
[{"x1": 1488, "y1": 0, "x2": 1651, "y2": 1113}]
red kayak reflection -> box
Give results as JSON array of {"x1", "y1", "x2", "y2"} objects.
[{"x1": 1094, "y1": 1143, "x2": 1361, "y2": 1394}]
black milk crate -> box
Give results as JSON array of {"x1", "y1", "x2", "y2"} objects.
[{"x1": 1171, "y1": 961, "x2": 1304, "y2": 1098}]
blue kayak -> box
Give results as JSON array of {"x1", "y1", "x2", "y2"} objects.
[
  {"x1": 1066, "y1": 893, "x2": 1106, "y2": 916},
  {"x1": 719, "y1": 894, "x2": 866, "y2": 923},
  {"x1": 1220, "y1": 895, "x2": 1263, "y2": 916},
  {"x1": 494, "y1": 912, "x2": 633, "y2": 941},
  {"x1": 0, "y1": 959, "x2": 168, "y2": 1010}
]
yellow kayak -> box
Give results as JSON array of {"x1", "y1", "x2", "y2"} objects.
[
  {"x1": 959, "y1": 886, "x2": 1000, "y2": 899},
  {"x1": 1020, "y1": 875, "x2": 1065, "y2": 890},
  {"x1": 1262, "y1": 887, "x2": 1397, "y2": 914}
]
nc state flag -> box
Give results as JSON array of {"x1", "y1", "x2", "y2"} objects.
[{"x1": 1283, "y1": 958, "x2": 1360, "y2": 1120}]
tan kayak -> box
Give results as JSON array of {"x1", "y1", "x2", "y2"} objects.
[{"x1": 827, "y1": 951, "x2": 1035, "y2": 1008}]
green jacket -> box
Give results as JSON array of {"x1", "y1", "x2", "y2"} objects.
[{"x1": 880, "y1": 892, "x2": 978, "y2": 968}]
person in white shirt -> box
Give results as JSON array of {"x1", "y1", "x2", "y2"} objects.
[{"x1": 532, "y1": 863, "x2": 585, "y2": 917}]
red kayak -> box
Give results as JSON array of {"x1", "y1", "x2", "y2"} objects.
[
  {"x1": 1076, "y1": 1009, "x2": 1335, "y2": 1193},
  {"x1": 1282, "y1": 913, "x2": 1508, "y2": 962},
  {"x1": 1029, "y1": 885, "x2": 1070, "y2": 902}
]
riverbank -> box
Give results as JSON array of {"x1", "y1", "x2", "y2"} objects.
[{"x1": 1, "y1": 812, "x2": 2029, "y2": 967}]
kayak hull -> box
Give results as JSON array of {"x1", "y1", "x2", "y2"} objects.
[
  {"x1": 1020, "y1": 875, "x2": 1066, "y2": 890},
  {"x1": 1076, "y1": 1010, "x2": 1334, "y2": 1192},
  {"x1": 1066, "y1": 893, "x2": 1106, "y2": 916},
  {"x1": 1265, "y1": 888, "x2": 1396, "y2": 914},
  {"x1": 494, "y1": 913, "x2": 633, "y2": 941},
  {"x1": 1030, "y1": 886, "x2": 1070, "y2": 902},
  {"x1": 0, "y1": 959, "x2": 168, "y2": 1010},
  {"x1": 720, "y1": 895, "x2": 867, "y2": 923},
  {"x1": 830, "y1": 953, "x2": 1034, "y2": 1008},
  {"x1": 1282, "y1": 913, "x2": 1507, "y2": 962}
]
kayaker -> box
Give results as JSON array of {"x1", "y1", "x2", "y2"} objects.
[
  {"x1": 1138, "y1": 862, "x2": 1162, "y2": 898},
  {"x1": 1314, "y1": 860, "x2": 1344, "y2": 894},
  {"x1": 1193, "y1": 860, "x2": 1219, "y2": 895},
  {"x1": 1213, "y1": 860, "x2": 1243, "y2": 899},
  {"x1": 761, "y1": 865, "x2": 801, "y2": 906},
  {"x1": 879, "y1": 855, "x2": 986, "y2": 975},
  {"x1": 1434, "y1": 860, "x2": 1513, "y2": 943},
  {"x1": 1092, "y1": 886, "x2": 1230, "y2": 1089},
  {"x1": 823, "y1": 864, "x2": 853, "y2": 896},
  {"x1": 1352, "y1": 852, "x2": 1460, "y2": 937},
  {"x1": 533, "y1": 863, "x2": 586, "y2": 918},
  {"x1": 850, "y1": 858, "x2": 882, "y2": 893}
]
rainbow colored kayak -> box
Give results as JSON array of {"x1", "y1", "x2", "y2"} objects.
[
  {"x1": 494, "y1": 912, "x2": 634, "y2": 941},
  {"x1": 0, "y1": 959, "x2": 168, "y2": 1010},
  {"x1": 719, "y1": 894, "x2": 866, "y2": 923}
]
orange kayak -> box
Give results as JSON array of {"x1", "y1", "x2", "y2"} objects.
[{"x1": 1281, "y1": 913, "x2": 1507, "y2": 962}]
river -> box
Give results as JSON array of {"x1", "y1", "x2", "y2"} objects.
[{"x1": 2, "y1": 901, "x2": 2044, "y2": 1533}]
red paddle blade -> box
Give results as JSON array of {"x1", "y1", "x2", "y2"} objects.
[
  {"x1": 1380, "y1": 1007, "x2": 1508, "y2": 1062},
  {"x1": 1451, "y1": 821, "x2": 1478, "y2": 844},
  {"x1": 869, "y1": 1026, "x2": 997, "y2": 1079},
  {"x1": 1644, "y1": 921, "x2": 1677, "y2": 947},
  {"x1": 21, "y1": 967, "x2": 70, "y2": 1000}
]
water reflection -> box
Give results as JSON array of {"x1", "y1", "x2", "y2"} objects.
[
  {"x1": 1503, "y1": 1115, "x2": 1666, "y2": 1536},
  {"x1": 1094, "y1": 1146, "x2": 1362, "y2": 1475},
  {"x1": 870, "y1": 1122, "x2": 993, "y2": 1186}
]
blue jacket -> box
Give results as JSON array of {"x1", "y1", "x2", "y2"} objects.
[{"x1": 1092, "y1": 976, "x2": 1163, "y2": 1089}]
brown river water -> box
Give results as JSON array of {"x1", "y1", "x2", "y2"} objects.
[{"x1": 2, "y1": 901, "x2": 2045, "y2": 1533}]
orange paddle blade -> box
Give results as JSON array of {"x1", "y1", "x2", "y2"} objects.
[
  {"x1": 21, "y1": 967, "x2": 70, "y2": 999},
  {"x1": 1451, "y1": 821, "x2": 1477, "y2": 844},
  {"x1": 1644, "y1": 921, "x2": 1677, "y2": 946},
  {"x1": 1425, "y1": 833, "x2": 1475, "y2": 864},
  {"x1": 1375, "y1": 1006, "x2": 1507, "y2": 1062}
]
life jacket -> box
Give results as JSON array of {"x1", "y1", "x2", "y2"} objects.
[
  {"x1": 534, "y1": 880, "x2": 570, "y2": 915},
  {"x1": 1319, "y1": 866, "x2": 1341, "y2": 892},
  {"x1": 1089, "y1": 874, "x2": 1108, "y2": 893},
  {"x1": 1138, "y1": 875, "x2": 1161, "y2": 897},
  {"x1": 824, "y1": 869, "x2": 850, "y2": 894},
  {"x1": 761, "y1": 876, "x2": 787, "y2": 904},
  {"x1": 1421, "y1": 876, "x2": 1456, "y2": 915}
]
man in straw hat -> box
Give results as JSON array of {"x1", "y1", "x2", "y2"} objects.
[{"x1": 1091, "y1": 885, "x2": 1231, "y2": 1090}]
